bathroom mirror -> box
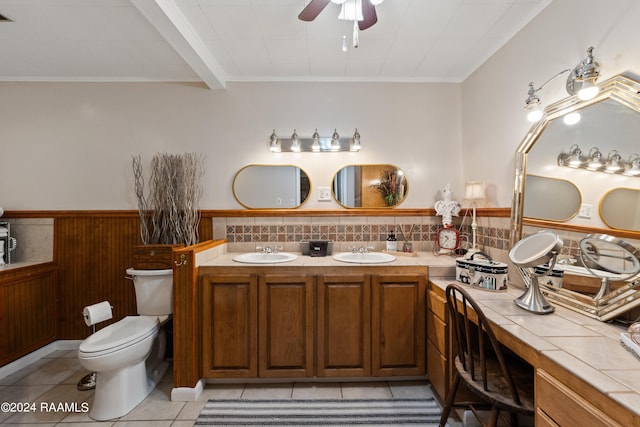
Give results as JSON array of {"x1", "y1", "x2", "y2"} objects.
[
  {"x1": 233, "y1": 165, "x2": 311, "y2": 209},
  {"x1": 600, "y1": 187, "x2": 640, "y2": 231},
  {"x1": 523, "y1": 175, "x2": 581, "y2": 221},
  {"x1": 512, "y1": 74, "x2": 640, "y2": 243},
  {"x1": 332, "y1": 164, "x2": 408, "y2": 208},
  {"x1": 541, "y1": 234, "x2": 640, "y2": 321},
  {"x1": 511, "y1": 74, "x2": 640, "y2": 320}
]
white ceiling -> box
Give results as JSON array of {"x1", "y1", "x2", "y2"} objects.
[{"x1": 0, "y1": 0, "x2": 552, "y2": 89}]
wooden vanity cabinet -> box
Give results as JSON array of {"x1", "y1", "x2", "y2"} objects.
[
  {"x1": 316, "y1": 274, "x2": 371, "y2": 377},
  {"x1": 201, "y1": 273, "x2": 258, "y2": 378},
  {"x1": 259, "y1": 274, "x2": 314, "y2": 378},
  {"x1": 372, "y1": 273, "x2": 426, "y2": 376},
  {"x1": 200, "y1": 266, "x2": 428, "y2": 380}
]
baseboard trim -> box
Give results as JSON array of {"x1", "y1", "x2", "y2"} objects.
[
  {"x1": 171, "y1": 379, "x2": 205, "y2": 402},
  {"x1": 0, "y1": 340, "x2": 81, "y2": 381}
]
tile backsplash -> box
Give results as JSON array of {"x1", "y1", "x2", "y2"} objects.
[{"x1": 212, "y1": 215, "x2": 512, "y2": 264}]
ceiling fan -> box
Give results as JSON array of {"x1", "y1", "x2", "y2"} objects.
[{"x1": 298, "y1": 0, "x2": 381, "y2": 31}]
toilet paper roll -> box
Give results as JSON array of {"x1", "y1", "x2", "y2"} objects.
[{"x1": 83, "y1": 301, "x2": 113, "y2": 326}]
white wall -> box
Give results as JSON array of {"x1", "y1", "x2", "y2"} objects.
[
  {"x1": 0, "y1": 81, "x2": 462, "y2": 210},
  {"x1": 462, "y1": 0, "x2": 640, "y2": 207}
]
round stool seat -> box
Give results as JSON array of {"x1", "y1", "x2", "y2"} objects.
[{"x1": 79, "y1": 316, "x2": 158, "y2": 358}]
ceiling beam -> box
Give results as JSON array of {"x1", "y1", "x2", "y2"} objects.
[{"x1": 131, "y1": 0, "x2": 226, "y2": 89}]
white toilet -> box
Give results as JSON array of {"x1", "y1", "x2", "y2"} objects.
[{"x1": 78, "y1": 268, "x2": 173, "y2": 421}]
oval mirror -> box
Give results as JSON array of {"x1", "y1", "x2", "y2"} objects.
[
  {"x1": 233, "y1": 165, "x2": 311, "y2": 209},
  {"x1": 332, "y1": 164, "x2": 408, "y2": 208},
  {"x1": 600, "y1": 187, "x2": 640, "y2": 231},
  {"x1": 523, "y1": 175, "x2": 581, "y2": 221}
]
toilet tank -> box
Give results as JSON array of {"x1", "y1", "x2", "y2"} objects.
[{"x1": 126, "y1": 268, "x2": 174, "y2": 315}]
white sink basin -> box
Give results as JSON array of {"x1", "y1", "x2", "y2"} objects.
[
  {"x1": 233, "y1": 252, "x2": 297, "y2": 264},
  {"x1": 332, "y1": 252, "x2": 396, "y2": 264}
]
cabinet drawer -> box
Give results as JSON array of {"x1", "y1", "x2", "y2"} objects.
[
  {"x1": 426, "y1": 339, "x2": 447, "y2": 403},
  {"x1": 536, "y1": 369, "x2": 622, "y2": 427},
  {"x1": 536, "y1": 408, "x2": 560, "y2": 427},
  {"x1": 427, "y1": 289, "x2": 447, "y2": 321},
  {"x1": 426, "y1": 309, "x2": 447, "y2": 352}
]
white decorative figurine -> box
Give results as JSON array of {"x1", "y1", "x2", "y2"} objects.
[{"x1": 434, "y1": 184, "x2": 460, "y2": 226}]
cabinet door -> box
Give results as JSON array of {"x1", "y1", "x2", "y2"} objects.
[
  {"x1": 371, "y1": 273, "x2": 426, "y2": 376},
  {"x1": 259, "y1": 274, "x2": 314, "y2": 378},
  {"x1": 0, "y1": 267, "x2": 57, "y2": 366},
  {"x1": 201, "y1": 274, "x2": 258, "y2": 378},
  {"x1": 317, "y1": 274, "x2": 371, "y2": 377}
]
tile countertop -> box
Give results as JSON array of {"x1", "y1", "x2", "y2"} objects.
[
  {"x1": 199, "y1": 251, "x2": 458, "y2": 278},
  {"x1": 430, "y1": 279, "x2": 640, "y2": 417}
]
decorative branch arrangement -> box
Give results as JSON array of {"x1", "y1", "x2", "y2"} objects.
[
  {"x1": 371, "y1": 169, "x2": 407, "y2": 207},
  {"x1": 132, "y1": 153, "x2": 204, "y2": 246}
]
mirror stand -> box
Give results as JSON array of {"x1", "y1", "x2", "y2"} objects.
[{"x1": 514, "y1": 263, "x2": 556, "y2": 314}]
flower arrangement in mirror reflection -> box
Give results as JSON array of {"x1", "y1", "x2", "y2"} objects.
[{"x1": 371, "y1": 169, "x2": 406, "y2": 206}]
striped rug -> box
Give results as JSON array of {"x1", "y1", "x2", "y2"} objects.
[{"x1": 195, "y1": 397, "x2": 442, "y2": 426}]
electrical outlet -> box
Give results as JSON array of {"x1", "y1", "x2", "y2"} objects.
[
  {"x1": 318, "y1": 186, "x2": 332, "y2": 201},
  {"x1": 578, "y1": 203, "x2": 593, "y2": 219}
]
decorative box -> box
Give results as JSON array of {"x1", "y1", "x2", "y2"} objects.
[
  {"x1": 133, "y1": 244, "x2": 184, "y2": 269},
  {"x1": 455, "y1": 253, "x2": 508, "y2": 291},
  {"x1": 533, "y1": 265, "x2": 564, "y2": 288}
]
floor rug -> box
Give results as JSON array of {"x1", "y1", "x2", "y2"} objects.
[{"x1": 195, "y1": 397, "x2": 442, "y2": 426}]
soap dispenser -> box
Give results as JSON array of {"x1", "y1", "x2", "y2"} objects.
[{"x1": 386, "y1": 232, "x2": 397, "y2": 252}]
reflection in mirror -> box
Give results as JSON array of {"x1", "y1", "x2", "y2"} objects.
[
  {"x1": 233, "y1": 165, "x2": 310, "y2": 209},
  {"x1": 600, "y1": 187, "x2": 640, "y2": 231},
  {"x1": 523, "y1": 175, "x2": 581, "y2": 221},
  {"x1": 333, "y1": 165, "x2": 407, "y2": 208}
]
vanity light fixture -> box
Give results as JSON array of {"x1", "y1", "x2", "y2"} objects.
[
  {"x1": 269, "y1": 129, "x2": 280, "y2": 153},
  {"x1": 291, "y1": 129, "x2": 301, "y2": 152},
  {"x1": 586, "y1": 147, "x2": 605, "y2": 171},
  {"x1": 604, "y1": 150, "x2": 623, "y2": 173},
  {"x1": 331, "y1": 129, "x2": 341, "y2": 151},
  {"x1": 351, "y1": 128, "x2": 361, "y2": 151},
  {"x1": 524, "y1": 47, "x2": 601, "y2": 122},
  {"x1": 624, "y1": 155, "x2": 640, "y2": 177},
  {"x1": 311, "y1": 129, "x2": 321, "y2": 152},
  {"x1": 558, "y1": 145, "x2": 639, "y2": 177},
  {"x1": 268, "y1": 129, "x2": 362, "y2": 152},
  {"x1": 557, "y1": 144, "x2": 586, "y2": 168}
]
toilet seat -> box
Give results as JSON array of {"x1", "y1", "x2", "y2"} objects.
[{"x1": 79, "y1": 316, "x2": 159, "y2": 358}]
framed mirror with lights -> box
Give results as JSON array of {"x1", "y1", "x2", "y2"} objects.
[
  {"x1": 512, "y1": 74, "x2": 640, "y2": 242},
  {"x1": 511, "y1": 74, "x2": 640, "y2": 320}
]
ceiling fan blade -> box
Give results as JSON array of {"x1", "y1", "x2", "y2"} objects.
[
  {"x1": 298, "y1": 0, "x2": 331, "y2": 21},
  {"x1": 359, "y1": 0, "x2": 377, "y2": 30}
]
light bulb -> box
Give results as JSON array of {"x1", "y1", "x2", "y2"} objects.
[
  {"x1": 578, "y1": 84, "x2": 599, "y2": 101},
  {"x1": 342, "y1": 34, "x2": 347, "y2": 52},
  {"x1": 563, "y1": 112, "x2": 581, "y2": 125},
  {"x1": 527, "y1": 108, "x2": 543, "y2": 123},
  {"x1": 312, "y1": 129, "x2": 320, "y2": 152}
]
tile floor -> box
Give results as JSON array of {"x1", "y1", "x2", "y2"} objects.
[{"x1": 0, "y1": 350, "x2": 462, "y2": 426}]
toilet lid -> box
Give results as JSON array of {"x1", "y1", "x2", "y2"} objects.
[{"x1": 79, "y1": 316, "x2": 159, "y2": 355}]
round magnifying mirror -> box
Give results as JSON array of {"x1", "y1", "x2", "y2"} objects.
[
  {"x1": 509, "y1": 230, "x2": 564, "y2": 314},
  {"x1": 579, "y1": 234, "x2": 640, "y2": 302}
]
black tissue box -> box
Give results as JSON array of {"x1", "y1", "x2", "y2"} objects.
[{"x1": 308, "y1": 240, "x2": 328, "y2": 257}]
